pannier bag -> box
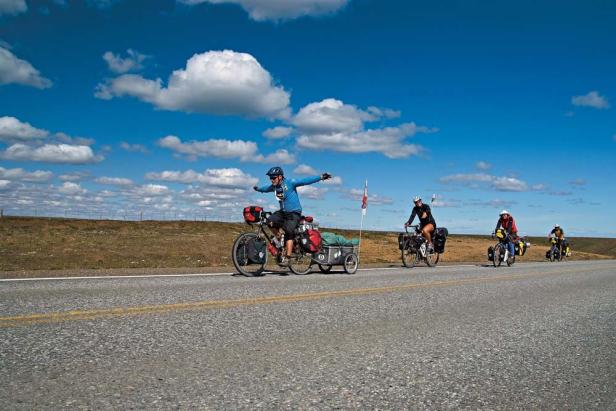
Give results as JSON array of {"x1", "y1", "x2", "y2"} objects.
[
  {"x1": 243, "y1": 206, "x2": 263, "y2": 224},
  {"x1": 487, "y1": 246, "x2": 494, "y2": 261},
  {"x1": 245, "y1": 237, "x2": 266, "y2": 264},
  {"x1": 300, "y1": 229, "x2": 322, "y2": 253},
  {"x1": 514, "y1": 240, "x2": 527, "y2": 256},
  {"x1": 398, "y1": 233, "x2": 409, "y2": 250},
  {"x1": 433, "y1": 227, "x2": 448, "y2": 253},
  {"x1": 545, "y1": 250, "x2": 551, "y2": 259}
]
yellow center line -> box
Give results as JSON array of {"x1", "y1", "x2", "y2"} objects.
[{"x1": 0, "y1": 267, "x2": 595, "y2": 328}]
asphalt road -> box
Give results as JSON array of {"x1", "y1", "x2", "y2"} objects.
[{"x1": 1, "y1": 260, "x2": 615, "y2": 410}]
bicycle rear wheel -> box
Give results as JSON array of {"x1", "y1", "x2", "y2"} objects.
[{"x1": 231, "y1": 233, "x2": 267, "y2": 277}]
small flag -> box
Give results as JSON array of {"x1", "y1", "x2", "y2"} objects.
[{"x1": 361, "y1": 179, "x2": 368, "y2": 215}]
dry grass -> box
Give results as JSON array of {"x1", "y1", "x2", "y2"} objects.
[{"x1": 0, "y1": 217, "x2": 612, "y2": 273}]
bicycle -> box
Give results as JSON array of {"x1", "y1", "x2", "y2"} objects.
[
  {"x1": 400, "y1": 225, "x2": 440, "y2": 268},
  {"x1": 547, "y1": 235, "x2": 567, "y2": 262},
  {"x1": 231, "y1": 206, "x2": 319, "y2": 276},
  {"x1": 488, "y1": 228, "x2": 515, "y2": 267}
]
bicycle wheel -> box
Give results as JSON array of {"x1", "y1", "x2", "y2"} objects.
[
  {"x1": 549, "y1": 247, "x2": 555, "y2": 262},
  {"x1": 401, "y1": 247, "x2": 416, "y2": 268},
  {"x1": 318, "y1": 264, "x2": 333, "y2": 273},
  {"x1": 426, "y1": 252, "x2": 440, "y2": 267},
  {"x1": 506, "y1": 253, "x2": 515, "y2": 266},
  {"x1": 231, "y1": 233, "x2": 267, "y2": 277},
  {"x1": 492, "y1": 244, "x2": 502, "y2": 267},
  {"x1": 343, "y1": 253, "x2": 358, "y2": 274},
  {"x1": 289, "y1": 252, "x2": 313, "y2": 275}
]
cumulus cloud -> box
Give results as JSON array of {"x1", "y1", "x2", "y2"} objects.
[
  {"x1": 0, "y1": 0, "x2": 27, "y2": 16},
  {"x1": 343, "y1": 188, "x2": 393, "y2": 205},
  {"x1": 96, "y1": 50, "x2": 291, "y2": 119},
  {"x1": 297, "y1": 185, "x2": 327, "y2": 200},
  {"x1": 571, "y1": 91, "x2": 610, "y2": 109},
  {"x1": 293, "y1": 164, "x2": 318, "y2": 175},
  {"x1": 293, "y1": 98, "x2": 435, "y2": 158},
  {"x1": 0, "y1": 179, "x2": 12, "y2": 190},
  {"x1": 263, "y1": 126, "x2": 292, "y2": 139},
  {"x1": 58, "y1": 182, "x2": 87, "y2": 195},
  {"x1": 475, "y1": 161, "x2": 492, "y2": 170},
  {"x1": 178, "y1": 0, "x2": 350, "y2": 21},
  {"x1": 134, "y1": 184, "x2": 169, "y2": 196},
  {"x1": 0, "y1": 116, "x2": 49, "y2": 141},
  {"x1": 158, "y1": 135, "x2": 295, "y2": 164},
  {"x1": 59, "y1": 172, "x2": 90, "y2": 182},
  {"x1": 145, "y1": 168, "x2": 258, "y2": 187},
  {"x1": 0, "y1": 166, "x2": 52, "y2": 182},
  {"x1": 120, "y1": 141, "x2": 149, "y2": 153},
  {"x1": 0, "y1": 47, "x2": 53, "y2": 89},
  {"x1": 440, "y1": 173, "x2": 529, "y2": 192},
  {"x1": 0, "y1": 143, "x2": 101, "y2": 164},
  {"x1": 103, "y1": 49, "x2": 149, "y2": 74},
  {"x1": 95, "y1": 176, "x2": 134, "y2": 186}
]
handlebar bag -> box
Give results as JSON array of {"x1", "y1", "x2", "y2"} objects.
[{"x1": 243, "y1": 206, "x2": 263, "y2": 223}]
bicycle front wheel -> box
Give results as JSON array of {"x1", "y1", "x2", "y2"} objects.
[
  {"x1": 231, "y1": 232, "x2": 267, "y2": 277},
  {"x1": 493, "y1": 244, "x2": 502, "y2": 267}
]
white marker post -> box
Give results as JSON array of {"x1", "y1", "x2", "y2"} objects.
[{"x1": 358, "y1": 179, "x2": 368, "y2": 262}]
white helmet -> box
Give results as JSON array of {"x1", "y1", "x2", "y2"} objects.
[
  {"x1": 554, "y1": 224, "x2": 560, "y2": 228},
  {"x1": 499, "y1": 209, "x2": 510, "y2": 216},
  {"x1": 413, "y1": 195, "x2": 421, "y2": 202}
]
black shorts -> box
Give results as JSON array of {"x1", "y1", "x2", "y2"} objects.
[{"x1": 268, "y1": 211, "x2": 301, "y2": 237}]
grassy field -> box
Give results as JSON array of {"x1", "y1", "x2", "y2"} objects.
[{"x1": 0, "y1": 216, "x2": 613, "y2": 274}]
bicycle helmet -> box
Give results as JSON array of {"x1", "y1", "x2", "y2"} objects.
[
  {"x1": 499, "y1": 209, "x2": 510, "y2": 216},
  {"x1": 266, "y1": 166, "x2": 284, "y2": 177},
  {"x1": 413, "y1": 196, "x2": 421, "y2": 203},
  {"x1": 554, "y1": 224, "x2": 560, "y2": 228}
]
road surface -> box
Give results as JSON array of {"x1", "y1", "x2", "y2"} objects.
[{"x1": 1, "y1": 260, "x2": 615, "y2": 409}]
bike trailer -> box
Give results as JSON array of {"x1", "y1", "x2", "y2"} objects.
[
  {"x1": 314, "y1": 245, "x2": 358, "y2": 265},
  {"x1": 243, "y1": 206, "x2": 263, "y2": 224}
]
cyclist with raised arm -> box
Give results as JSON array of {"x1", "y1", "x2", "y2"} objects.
[
  {"x1": 253, "y1": 166, "x2": 331, "y2": 266},
  {"x1": 495, "y1": 209, "x2": 518, "y2": 261},
  {"x1": 404, "y1": 196, "x2": 437, "y2": 251}
]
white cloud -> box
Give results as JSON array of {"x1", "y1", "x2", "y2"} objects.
[
  {"x1": 294, "y1": 98, "x2": 435, "y2": 158},
  {"x1": 491, "y1": 177, "x2": 528, "y2": 192},
  {"x1": 263, "y1": 126, "x2": 292, "y2": 139},
  {"x1": 58, "y1": 182, "x2": 86, "y2": 195},
  {"x1": 297, "y1": 124, "x2": 428, "y2": 159},
  {"x1": 0, "y1": 47, "x2": 53, "y2": 89},
  {"x1": 571, "y1": 91, "x2": 610, "y2": 109},
  {"x1": 96, "y1": 50, "x2": 291, "y2": 119},
  {"x1": 178, "y1": 0, "x2": 349, "y2": 21},
  {"x1": 59, "y1": 171, "x2": 90, "y2": 182},
  {"x1": 569, "y1": 178, "x2": 586, "y2": 187},
  {"x1": 0, "y1": 0, "x2": 27, "y2": 16},
  {"x1": 0, "y1": 166, "x2": 52, "y2": 182},
  {"x1": 134, "y1": 184, "x2": 169, "y2": 196},
  {"x1": 158, "y1": 135, "x2": 295, "y2": 164},
  {"x1": 0, "y1": 179, "x2": 12, "y2": 190},
  {"x1": 322, "y1": 175, "x2": 342, "y2": 185},
  {"x1": 0, "y1": 116, "x2": 49, "y2": 141},
  {"x1": 440, "y1": 173, "x2": 529, "y2": 192},
  {"x1": 0, "y1": 143, "x2": 101, "y2": 164},
  {"x1": 145, "y1": 168, "x2": 257, "y2": 187},
  {"x1": 475, "y1": 161, "x2": 492, "y2": 170},
  {"x1": 103, "y1": 49, "x2": 149, "y2": 74},
  {"x1": 120, "y1": 142, "x2": 149, "y2": 153},
  {"x1": 344, "y1": 188, "x2": 393, "y2": 205},
  {"x1": 297, "y1": 185, "x2": 327, "y2": 200},
  {"x1": 54, "y1": 132, "x2": 95, "y2": 146},
  {"x1": 293, "y1": 164, "x2": 318, "y2": 175},
  {"x1": 95, "y1": 177, "x2": 134, "y2": 186}
]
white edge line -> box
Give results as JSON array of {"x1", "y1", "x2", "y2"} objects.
[{"x1": 0, "y1": 264, "x2": 481, "y2": 282}]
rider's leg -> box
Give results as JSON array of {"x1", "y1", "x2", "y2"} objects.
[
  {"x1": 422, "y1": 224, "x2": 435, "y2": 245},
  {"x1": 507, "y1": 240, "x2": 515, "y2": 257},
  {"x1": 282, "y1": 212, "x2": 302, "y2": 257}
]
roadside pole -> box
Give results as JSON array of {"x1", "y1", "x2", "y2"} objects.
[{"x1": 358, "y1": 179, "x2": 368, "y2": 262}]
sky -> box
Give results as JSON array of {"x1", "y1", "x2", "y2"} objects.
[{"x1": 0, "y1": 0, "x2": 615, "y2": 237}]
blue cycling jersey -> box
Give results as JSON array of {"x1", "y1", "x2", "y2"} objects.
[{"x1": 255, "y1": 175, "x2": 322, "y2": 213}]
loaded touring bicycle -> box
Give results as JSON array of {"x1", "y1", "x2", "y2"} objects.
[{"x1": 232, "y1": 206, "x2": 359, "y2": 276}]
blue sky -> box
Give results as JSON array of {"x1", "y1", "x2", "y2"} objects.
[{"x1": 1, "y1": 0, "x2": 615, "y2": 236}]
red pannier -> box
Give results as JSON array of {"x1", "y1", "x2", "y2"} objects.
[
  {"x1": 243, "y1": 206, "x2": 263, "y2": 224},
  {"x1": 301, "y1": 229, "x2": 322, "y2": 253}
]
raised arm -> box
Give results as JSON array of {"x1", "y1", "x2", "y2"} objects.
[
  {"x1": 406, "y1": 208, "x2": 417, "y2": 226},
  {"x1": 253, "y1": 183, "x2": 274, "y2": 193},
  {"x1": 292, "y1": 175, "x2": 322, "y2": 187}
]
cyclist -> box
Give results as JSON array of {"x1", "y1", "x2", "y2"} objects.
[
  {"x1": 404, "y1": 196, "x2": 436, "y2": 251},
  {"x1": 253, "y1": 166, "x2": 331, "y2": 266},
  {"x1": 548, "y1": 224, "x2": 569, "y2": 256},
  {"x1": 494, "y1": 209, "x2": 518, "y2": 261}
]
